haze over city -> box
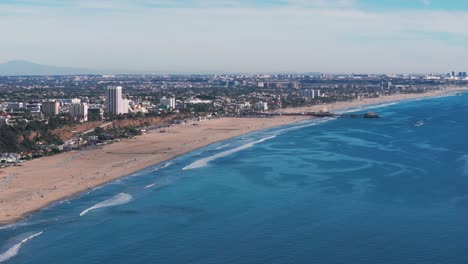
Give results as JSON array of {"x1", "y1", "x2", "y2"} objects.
[{"x1": 1, "y1": 0, "x2": 468, "y2": 73}]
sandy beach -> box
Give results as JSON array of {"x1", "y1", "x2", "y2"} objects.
[
  {"x1": 0, "y1": 88, "x2": 466, "y2": 225},
  {"x1": 279, "y1": 88, "x2": 465, "y2": 114}
]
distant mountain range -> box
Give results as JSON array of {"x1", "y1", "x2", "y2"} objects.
[{"x1": 0, "y1": 60, "x2": 100, "y2": 76}]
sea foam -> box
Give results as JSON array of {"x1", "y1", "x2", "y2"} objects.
[
  {"x1": 183, "y1": 136, "x2": 276, "y2": 170},
  {"x1": 338, "y1": 102, "x2": 399, "y2": 114},
  {"x1": 132, "y1": 162, "x2": 173, "y2": 177},
  {"x1": 0, "y1": 232, "x2": 43, "y2": 263},
  {"x1": 215, "y1": 144, "x2": 231, "y2": 150},
  {"x1": 80, "y1": 193, "x2": 133, "y2": 217}
]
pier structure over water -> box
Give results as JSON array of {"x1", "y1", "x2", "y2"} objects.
[{"x1": 247, "y1": 111, "x2": 380, "y2": 119}]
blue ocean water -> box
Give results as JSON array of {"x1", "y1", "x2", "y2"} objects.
[{"x1": 1, "y1": 92, "x2": 468, "y2": 264}]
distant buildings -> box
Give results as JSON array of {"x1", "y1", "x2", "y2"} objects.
[
  {"x1": 26, "y1": 103, "x2": 42, "y2": 113},
  {"x1": 160, "y1": 96, "x2": 176, "y2": 109},
  {"x1": 41, "y1": 101, "x2": 60, "y2": 115},
  {"x1": 449, "y1": 71, "x2": 467, "y2": 79},
  {"x1": 88, "y1": 107, "x2": 104, "y2": 121},
  {"x1": 7, "y1": 102, "x2": 24, "y2": 110},
  {"x1": 70, "y1": 103, "x2": 89, "y2": 121},
  {"x1": 255, "y1": 101, "x2": 268, "y2": 111},
  {"x1": 106, "y1": 86, "x2": 128, "y2": 115},
  {"x1": 299, "y1": 89, "x2": 321, "y2": 99},
  {"x1": 299, "y1": 89, "x2": 314, "y2": 98},
  {"x1": 184, "y1": 98, "x2": 212, "y2": 104},
  {"x1": 60, "y1": 98, "x2": 81, "y2": 104},
  {"x1": 290, "y1": 81, "x2": 300, "y2": 89}
]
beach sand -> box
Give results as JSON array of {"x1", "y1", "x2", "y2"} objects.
[{"x1": 0, "y1": 88, "x2": 465, "y2": 225}]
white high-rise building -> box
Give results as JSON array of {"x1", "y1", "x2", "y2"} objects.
[
  {"x1": 70, "y1": 103, "x2": 89, "y2": 121},
  {"x1": 106, "y1": 86, "x2": 125, "y2": 115},
  {"x1": 299, "y1": 89, "x2": 315, "y2": 99},
  {"x1": 255, "y1": 101, "x2": 268, "y2": 111},
  {"x1": 160, "y1": 96, "x2": 176, "y2": 109},
  {"x1": 314, "y1": 90, "x2": 321, "y2": 98}
]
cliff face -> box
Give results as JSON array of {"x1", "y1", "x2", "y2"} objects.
[
  {"x1": 50, "y1": 113, "x2": 189, "y2": 142},
  {"x1": 51, "y1": 121, "x2": 103, "y2": 141},
  {"x1": 110, "y1": 117, "x2": 164, "y2": 129}
]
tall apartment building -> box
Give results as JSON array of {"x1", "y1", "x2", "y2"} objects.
[{"x1": 106, "y1": 86, "x2": 129, "y2": 115}]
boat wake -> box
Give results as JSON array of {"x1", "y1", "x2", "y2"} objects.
[
  {"x1": 0, "y1": 232, "x2": 43, "y2": 263},
  {"x1": 80, "y1": 193, "x2": 133, "y2": 217},
  {"x1": 183, "y1": 136, "x2": 276, "y2": 170}
]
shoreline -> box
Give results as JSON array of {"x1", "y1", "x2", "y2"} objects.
[{"x1": 0, "y1": 88, "x2": 466, "y2": 226}]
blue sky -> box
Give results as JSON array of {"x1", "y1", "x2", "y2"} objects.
[{"x1": 0, "y1": 0, "x2": 467, "y2": 73}]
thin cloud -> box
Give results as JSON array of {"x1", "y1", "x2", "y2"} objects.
[{"x1": 1, "y1": 0, "x2": 467, "y2": 73}]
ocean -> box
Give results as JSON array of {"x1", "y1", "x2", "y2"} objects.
[{"x1": 1, "y1": 92, "x2": 468, "y2": 264}]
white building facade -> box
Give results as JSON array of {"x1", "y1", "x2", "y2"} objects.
[
  {"x1": 70, "y1": 103, "x2": 89, "y2": 121},
  {"x1": 106, "y1": 86, "x2": 126, "y2": 115},
  {"x1": 160, "y1": 96, "x2": 176, "y2": 109}
]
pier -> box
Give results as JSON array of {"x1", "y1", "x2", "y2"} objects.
[{"x1": 247, "y1": 112, "x2": 380, "y2": 119}]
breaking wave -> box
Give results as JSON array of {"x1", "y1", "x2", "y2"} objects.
[
  {"x1": 132, "y1": 162, "x2": 173, "y2": 177},
  {"x1": 0, "y1": 232, "x2": 43, "y2": 263},
  {"x1": 275, "y1": 118, "x2": 334, "y2": 134},
  {"x1": 215, "y1": 144, "x2": 231, "y2": 150},
  {"x1": 183, "y1": 136, "x2": 276, "y2": 170},
  {"x1": 80, "y1": 193, "x2": 133, "y2": 217},
  {"x1": 338, "y1": 102, "x2": 399, "y2": 114},
  {"x1": 144, "y1": 183, "x2": 156, "y2": 189},
  {"x1": 155, "y1": 162, "x2": 173, "y2": 171}
]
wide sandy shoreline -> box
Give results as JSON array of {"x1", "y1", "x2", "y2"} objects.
[{"x1": 0, "y1": 88, "x2": 466, "y2": 225}]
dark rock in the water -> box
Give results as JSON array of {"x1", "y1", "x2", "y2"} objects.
[{"x1": 364, "y1": 112, "x2": 380, "y2": 118}]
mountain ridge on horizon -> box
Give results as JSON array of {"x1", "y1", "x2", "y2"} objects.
[{"x1": 0, "y1": 60, "x2": 102, "y2": 76}]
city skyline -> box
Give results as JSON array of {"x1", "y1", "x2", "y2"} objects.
[{"x1": 1, "y1": 0, "x2": 468, "y2": 73}]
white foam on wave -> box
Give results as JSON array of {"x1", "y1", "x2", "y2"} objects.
[
  {"x1": 144, "y1": 183, "x2": 156, "y2": 189},
  {"x1": 80, "y1": 193, "x2": 133, "y2": 217},
  {"x1": 158, "y1": 162, "x2": 173, "y2": 170},
  {"x1": 458, "y1": 154, "x2": 468, "y2": 177},
  {"x1": 132, "y1": 162, "x2": 173, "y2": 177},
  {"x1": 275, "y1": 118, "x2": 335, "y2": 134},
  {"x1": 0, "y1": 232, "x2": 43, "y2": 263},
  {"x1": 414, "y1": 121, "x2": 425, "y2": 127},
  {"x1": 0, "y1": 222, "x2": 25, "y2": 231},
  {"x1": 183, "y1": 136, "x2": 276, "y2": 170},
  {"x1": 215, "y1": 144, "x2": 230, "y2": 150},
  {"x1": 337, "y1": 102, "x2": 399, "y2": 114}
]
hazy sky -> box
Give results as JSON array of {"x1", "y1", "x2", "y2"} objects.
[{"x1": 1, "y1": 0, "x2": 467, "y2": 73}]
